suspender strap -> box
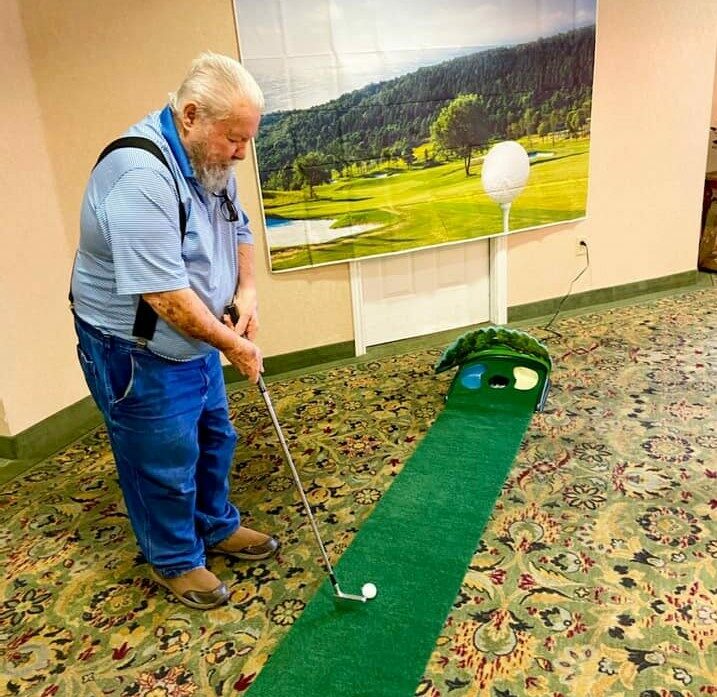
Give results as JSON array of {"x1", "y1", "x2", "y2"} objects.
[{"x1": 70, "y1": 136, "x2": 187, "y2": 342}]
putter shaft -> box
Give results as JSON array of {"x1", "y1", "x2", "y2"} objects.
[
  {"x1": 257, "y1": 376, "x2": 374, "y2": 602},
  {"x1": 257, "y1": 377, "x2": 338, "y2": 581}
]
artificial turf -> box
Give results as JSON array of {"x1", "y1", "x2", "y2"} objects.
[{"x1": 246, "y1": 356, "x2": 540, "y2": 696}]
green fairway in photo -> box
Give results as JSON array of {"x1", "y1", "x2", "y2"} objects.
[{"x1": 265, "y1": 137, "x2": 589, "y2": 271}]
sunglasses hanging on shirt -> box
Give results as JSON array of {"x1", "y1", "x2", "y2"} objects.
[{"x1": 214, "y1": 189, "x2": 239, "y2": 222}]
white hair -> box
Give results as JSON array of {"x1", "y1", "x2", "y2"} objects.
[{"x1": 169, "y1": 51, "x2": 264, "y2": 120}]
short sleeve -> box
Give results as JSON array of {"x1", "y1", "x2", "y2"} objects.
[
  {"x1": 101, "y1": 168, "x2": 190, "y2": 296},
  {"x1": 224, "y1": 181, "x2": 253, "y2": 245},
  {"x1": 235, "y1": 206, "x2": 254, "y2": 245}
]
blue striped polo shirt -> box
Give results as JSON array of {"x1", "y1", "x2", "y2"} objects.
[{"x1": 71, "y1": 106, "x2": 253, "y2": 361}]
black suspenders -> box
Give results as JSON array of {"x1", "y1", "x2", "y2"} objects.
[{"x1": 70, "y1": 137, "x2": 187, "y2": 342}]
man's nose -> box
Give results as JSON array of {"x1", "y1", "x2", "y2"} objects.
[{"x1": 232, "y1": 144, "x2": 247, "y2": 160}]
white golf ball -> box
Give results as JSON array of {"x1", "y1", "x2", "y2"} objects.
[{"x1": 362, "y1": 582, "x2": 377, "y2": 599}]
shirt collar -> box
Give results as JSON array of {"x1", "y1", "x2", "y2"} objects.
[{"x1": 160, "y1": 105, "x2": 195, "y2": 181}]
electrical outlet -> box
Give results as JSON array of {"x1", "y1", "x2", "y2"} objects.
[{"x1": 576, "y1": 238, "x2": 588, "y2": 256}]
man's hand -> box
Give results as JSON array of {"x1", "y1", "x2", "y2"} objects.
[
  {"x1": 234, "y1": 286, "x2": 259, "y2": 341},
  {"x1": 236, "y1": 243, "x2": 258, "y2": 340},
  {"x1": 224, "y1": 334, "x2": 263, "y2": 384}
]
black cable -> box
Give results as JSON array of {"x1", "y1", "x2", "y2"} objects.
[{"x1": 538, "y1": 240, "x2": 590, "y2": 340}]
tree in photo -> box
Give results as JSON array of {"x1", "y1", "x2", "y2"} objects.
[
  {"x1": 265, "y1": 163, "x2": 293, "y2": 192},
  {"x1": 292, "y1": 152, "x2": 332, "y2": 199},
  {"x1": 402, "y1": 144, "x2": 416, "y2": 168},
  {"x1": 430, "y1": 94, "x2": 493, "y2": 175}
]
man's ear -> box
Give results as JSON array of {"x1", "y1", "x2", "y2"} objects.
[{"x1": 181, "y1": 102, "x2": 198, "y2": 131}]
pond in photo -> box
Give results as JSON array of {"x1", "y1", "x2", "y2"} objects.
[{"x1": 265, "y1": 216, "x2": 381, "y2": 249}]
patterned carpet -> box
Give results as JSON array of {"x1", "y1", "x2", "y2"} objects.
[{"x1": 1, "y1": 287, "x2": 716, "y2": 697}]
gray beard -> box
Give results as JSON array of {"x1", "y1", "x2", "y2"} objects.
[{"x1": 188, "y1": 142, "x2": 232, "y2": 193}]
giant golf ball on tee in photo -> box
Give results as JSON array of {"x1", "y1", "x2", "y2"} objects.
[{"x1": 481, "y1": 140, "x2": 530, "y2": 205}]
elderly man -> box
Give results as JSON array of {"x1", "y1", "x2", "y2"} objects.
[{"x1": 70, "y1": 52, "x2": 278, "y2": 610}]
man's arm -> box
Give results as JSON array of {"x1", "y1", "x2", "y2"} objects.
[
  {"x1": 142, "y1": 287, "x2": 263, "y2": 382},
  {"x1": 233, "y1": 242, "x2": 258, "y2": 340}
]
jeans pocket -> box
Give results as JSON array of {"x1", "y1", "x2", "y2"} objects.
[
  {"x1": 107, "y1": 350, "x2": 137, "y2": 408},
  {"x1": 77, "y1": 342, "x2": 108, "y2": 410},
  {"x1": 76, "y1": 344, "x2": 97, "y2": 381}
]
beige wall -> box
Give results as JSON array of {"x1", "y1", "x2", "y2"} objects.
[
  {"x1": 0, "y1": 0, "x2": 84, "y2": 436},
  {"x1": 710, "y1": 40, "x2": 717, "y2": 172},
  {"x1": 713, "y1": 43, "x2": 717, "y2": 124},
  {"x1": 2, "y1": 0, "x2": 716, "y2": 436}
]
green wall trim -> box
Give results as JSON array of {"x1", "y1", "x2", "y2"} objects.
[
  {"x1": 507, "y1": 270, "x2": 699, "y2": 323},
  {"x1": 0, "y1": 396, "x2": 102, "y2": 461},
  {"x1": 0, "y1": 439, "x2": 13, "y2": 459},
  {"x1": 222, "y1": 340, "x2": 355, "y2": 385},
  {"x1": 0, "y1": 270, "x2": 705, "y2": 471}
]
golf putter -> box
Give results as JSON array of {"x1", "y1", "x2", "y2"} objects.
[{"x1": 256, "y1": 375, "x2": 377, "y2": 603}]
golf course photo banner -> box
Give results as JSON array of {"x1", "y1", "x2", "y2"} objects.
[{"x1": 235, "y1": 0, "x2": 597, "y2": 272}]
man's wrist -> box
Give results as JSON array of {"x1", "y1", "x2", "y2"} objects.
[{"x1": 215, "y1": 323, "x2": 242, "y2": 353}]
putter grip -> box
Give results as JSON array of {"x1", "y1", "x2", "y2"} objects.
[
  {"x1": 224, "y1": 303, "x2": 240, "y2": 325},
  {"x1": 230, "y1": 308, "x2": 264, "y2": 388}
]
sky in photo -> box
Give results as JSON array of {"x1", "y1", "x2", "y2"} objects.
[{"x1": 236, "y1": 0, "x2": 596, "y2": 112}]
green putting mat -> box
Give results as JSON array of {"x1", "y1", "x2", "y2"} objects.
[{"x1": 246, "y1": 329, "x2": 551, "y2": 697}]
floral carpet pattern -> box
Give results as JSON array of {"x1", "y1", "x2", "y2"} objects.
[{"x1": 1, "y1": 288, "x2": 716, "y2": 697}]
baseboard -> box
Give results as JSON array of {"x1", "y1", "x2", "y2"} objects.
[
  {"x1": 0, "y1": 270, "x2": 707, "y2": 468},
  {"x1": 507, "y1": 270, "x2": 700, "y2": 323},
  {"x1": 0, "y1": 396, "x2": 103, "y2": 461},
  {"x1": 222, "y1": 339, "x2": 355, "y2": 385}
]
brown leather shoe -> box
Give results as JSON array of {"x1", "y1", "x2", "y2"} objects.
[
  {"x1": 210, "y1": 525, "x2": 280, "y2": 561},
  {"x1": 150, "y1": 567, "x2": 230, "y2": 610}
]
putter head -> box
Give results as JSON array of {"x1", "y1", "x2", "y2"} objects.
[
  {"x1": 334, "y1": 589, "x2": 368, "y2": 603},
  {"x1": 332, "y1": 582, "x2": 377, "y2": 603}
]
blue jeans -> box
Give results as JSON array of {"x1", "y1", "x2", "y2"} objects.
[{"x1": 74, "y1": 315, "x2": 240, "y2": 577}]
